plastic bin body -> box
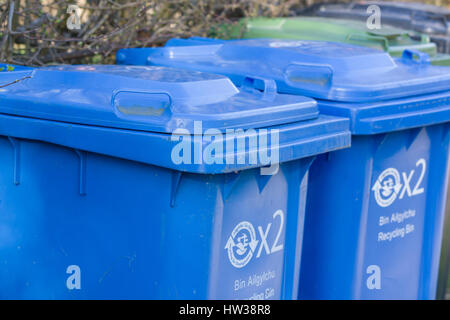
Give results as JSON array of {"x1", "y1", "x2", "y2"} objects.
[
  {"x1": 117, "y1": 39, "x2": 450, "y2": 299},
  {"x1": 300, "y1": 1, "x2": 450, "y2": 54},
  {"x1": 237, "y1": 17, "x2": 450, "y2": 65},
  {"x1": 0, "y1": 137, "x2": 308, "y2": 299},
  {"x1": 0, "y1": 65, "x2": 350, "y2": 299}
]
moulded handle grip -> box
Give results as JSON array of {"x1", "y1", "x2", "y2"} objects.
[
  {"x1": 402, "y1": 49, "x2": 431, "y2": 64},
  {"x1": 112, "y1": 90, "x2": 174, "y2": 118},
  {"x1": 284, "y1": 63, "x2": 334, "y2": 88},
  {"x1": 346, "y1": 33, "x2": 389, "y2": 51},
  {"x1": 367, "y1": 29, "x2": 409, "y2": 40},
  {"x1": 241, "y1": 76, "x2": 277, "y2": 100}
]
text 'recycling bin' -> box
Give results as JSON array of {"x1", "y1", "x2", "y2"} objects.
[
  {"x1": 0, "y1": 65, "x2": 350, "y2": 299},
  {"x1": 117, "y1": 40, "x2": 450, "y2": 299},
  {"x1": 225, "y1": 16, "x2": 450, "y2": 66},
  {"x1": 300, "y1": 1, "x2": 450, "y2": 54}
]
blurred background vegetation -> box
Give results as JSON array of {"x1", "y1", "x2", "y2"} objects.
[{"x1": 1, "y1": 0, "x2": 450, "y2": 66}]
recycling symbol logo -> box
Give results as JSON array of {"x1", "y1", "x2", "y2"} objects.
[
  {"x1": 225, "y1": 221, "x2": 259, "y2": 268},
  {"x1": 372, "y1": 167, "x2": 403, "y2": 207}
]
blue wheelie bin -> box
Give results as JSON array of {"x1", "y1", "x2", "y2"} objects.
[
  {"x1": 0, "y1": 64, "x2": 350, "y2": 299},
  {"x1": 117, "y1": 40, "x2": 450, "y2": 299},
  {"x1": 299, "y1": 0, "x2": 450, "y2": 299}
]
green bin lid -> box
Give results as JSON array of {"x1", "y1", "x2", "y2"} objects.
[{"x1": 231, "y1": 17, "x2": 450, "y2": 65}]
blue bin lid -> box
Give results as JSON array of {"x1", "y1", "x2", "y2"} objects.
[
  {"x1": 0, "y1": 64, "x2": 352, "y2": 173},
  {"x1": 0, "y1": 65, "x2": 319, "y2": 133},
  {"x1": 118, "y1": 39, "x2": 450, "y2": 103}
]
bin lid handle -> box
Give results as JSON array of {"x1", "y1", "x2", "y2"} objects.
[
  {"x1": 284, "y1": 63, "x2": 334, "y2": 88},
  {"x1": 111, "y1": 89, "x2": 174, "y2": 119},
  {"x1": 402, "y1": 49, "x2": 431, "y2": 64},
  {"x1": 345, "y1": 33, "x2": 389, "y2": 51},
  {"x1": 241, "y1": 76, "x2": 277, "y2": 100}
]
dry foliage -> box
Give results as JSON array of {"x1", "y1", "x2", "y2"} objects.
[{"x1": 0, "y1": 0, "x2": 449, "y2": 66}]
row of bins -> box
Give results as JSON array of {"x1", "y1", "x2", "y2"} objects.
[{"x1": 0, "y1": 1, "x2": 450, "y2": 300}]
